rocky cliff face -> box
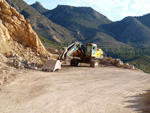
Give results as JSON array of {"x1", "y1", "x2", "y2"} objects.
[
  {"x1": 0, "y1": 0, "x2": 46, "y2": 55},
  {"x1": 0, "y1": 15, "x2": 12, "y2": 53}
]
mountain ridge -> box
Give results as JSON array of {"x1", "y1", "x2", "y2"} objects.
[
  {"x1": 99, "y1": 16, "x2": 150, "y2": 48},
  {"x1": 31, "y1": 1, "x2": 48, "y2": 13},
  {"x1": 42, "y1": 5, "x2": 112, "y2": 29}
]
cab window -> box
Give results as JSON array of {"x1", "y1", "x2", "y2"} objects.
[
  {"x1": 92, "y1": 46, "x2": 96, "y2": 55},
  {"x1": 86, "y1": 45, "x2": 91, "y2": 56}
]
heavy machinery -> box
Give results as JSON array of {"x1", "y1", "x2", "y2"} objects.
[
  {"x1": 42, "y1": 41, "x2": 104, "y2": 72},
  {"x1": 59, "y1": 41, "x2": 104, "y2": 67}
]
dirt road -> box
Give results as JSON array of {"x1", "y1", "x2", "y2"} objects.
[{"x1": 0, "y1": 66, "x2": 150, "y2": 113}]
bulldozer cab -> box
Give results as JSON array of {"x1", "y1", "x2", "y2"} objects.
[{"x1": 85, "y1": 44, "x2": 97, "y2": 58}]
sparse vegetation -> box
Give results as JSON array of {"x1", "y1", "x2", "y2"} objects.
[
  {"x1": 38, "y1": 35, "x2": 69, "y2": 49},
  {"x1": 106, "y1": 48, "x2": 150, "y2": 73},
  {"x1": 38, "y1": 35, "x2": 61, "y2": 48},
  {"x1": 128, "y1": 55, "x2": 150, "y2": 73}
]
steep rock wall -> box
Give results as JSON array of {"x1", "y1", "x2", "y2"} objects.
[{"x1": 0, "y1": 0, "x2": 46, "y2": 55}]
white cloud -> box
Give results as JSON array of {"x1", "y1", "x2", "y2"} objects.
[{"x1": 70, "y1": 0, "x2": 150, "y2": 21}]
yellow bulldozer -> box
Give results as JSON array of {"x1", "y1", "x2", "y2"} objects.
[{"x1": 43, "y1": 41, "x2": 104, "y2": 72}]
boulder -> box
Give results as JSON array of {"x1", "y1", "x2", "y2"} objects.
[
  {"x1": 48, "y1": 48, "x2": 59, "y2": 54},
  {"x1": 111, "y1": 59, "x2": 123, "y2": 67},
  {"x1": 116, "y1": 61, "x2": 124, "y2": 67},
  {"x1": 99, "y1": 59, "x2": 110, "y2": 66},
  {"x1": 123, "y1": 63, "x2": 130, "y2": 69},
  {"x1": 2, "y1": 8, "x2": 12, "y2": 16},
  {"x1": 110, "y1": 58, "x2": 115, "y2": 64},
  {"x1": 129, "y1": 65, "x2": 135, "y2": 70}
]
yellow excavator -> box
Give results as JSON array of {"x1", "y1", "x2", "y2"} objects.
[{"x1": 42, "y1": 41, "x2": 104, "y2": 72}]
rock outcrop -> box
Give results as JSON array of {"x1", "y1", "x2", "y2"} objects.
[{"x1": 0, "y1": 0, "x2": 46, "y2": 55}]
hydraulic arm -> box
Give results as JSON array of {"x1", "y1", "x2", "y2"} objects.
[{"x1": 59, "y1": 41, "x2": 82, "y2": 61}]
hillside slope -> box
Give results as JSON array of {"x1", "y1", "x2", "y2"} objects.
[
  {"x1": 100, "y1": 17, "x2": 150, "y2": 48},
  {"x1": 90, "y1": 32, "x2": 131, "y2": 49},
  {"x1": 42, "y1": 5, "x2": 111, "y2": 42},
  {"x1": 128, "y1": 55, "x2": 150, "y2": 73}
]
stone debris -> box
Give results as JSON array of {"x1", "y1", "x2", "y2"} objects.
[
  {"x1": 4, "y1": 41, "x2": 49, "y2": 70},
  {"x1": 99, "y1": 57, "x2": 142, "y2": 71},
  {"x1": 0, "y1": 40, "x2": 51, "y2": 86},
  {"x1": 0, "y1": 40, "x2": 51, "y2": 73}
]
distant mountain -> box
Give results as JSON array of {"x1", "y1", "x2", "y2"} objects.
[
  {"x1": 100, "y1": 17, "x2": 150, "y2": 48},
  {"x1": 6, "y1": 0, "x2": 75, "y2": 46},
  {"x1": 43, "y1": 5, "x2": 111, "y2": 29},
  {"x1": 136, "y1": 13, "x2": 150, "y2": 29},
  {"x1": 41, "y1": 5, "x2": 112, "y2": 42},
  {"x1": 32, "y1": 4, "x2": 128, "y2": 49},
  {"x1": 31, "y1": 1, "x2": 48, "y2": 13}
]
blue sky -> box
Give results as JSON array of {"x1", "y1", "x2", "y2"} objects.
[{"x1": 24, "y1": 0, "x2": 150, "y2": 21}]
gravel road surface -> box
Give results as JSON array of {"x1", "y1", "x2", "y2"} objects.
[{"x1": 0, "y1": 66, "x2": 150, "y2": 113}]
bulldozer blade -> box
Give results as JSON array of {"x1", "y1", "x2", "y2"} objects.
[{"x1": 42, "y1": 60, "x2": 61, "y2": 72}]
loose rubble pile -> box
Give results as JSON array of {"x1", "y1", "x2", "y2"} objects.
[
  {"x1": 5, "y1": 41, "x2": 51, "y2": 70},
  {"x1": 0, "y1": 41, "x2": 51, "y2": 86},
  {"x1": 0, "y1": 41, "x2": 51, "y2": 74},
  {"x1": 100, "y1": 57, "x2": 142, "y2": 71}
]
